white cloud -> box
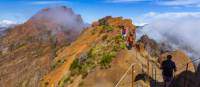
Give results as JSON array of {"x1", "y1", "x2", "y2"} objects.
[
  {"x1": 157, "y1": 0, "x2": 200, "y2": 6},
  {"x1": 137, "y1": 12, "x2": 200, "y2": 64},
  {"x1": 107, "y1": 0, "x2": 151, "y2": 3},
  {"x1": 30, "y1": 1, "x2": 68, "y2": 5},
  {"x1": 108, "y1": 0, "x2": 200, "y2": 7},
  {"x1": 0, "y1": 20, "x2": 16, "y2": 27}
]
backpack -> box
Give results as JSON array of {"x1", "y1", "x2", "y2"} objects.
[
  {"x1": 162, "y1": 60, "x2": 175, "y2": 77},
  {"x1": 122, "y1": 28, "x2": 126, "y2": 34}
]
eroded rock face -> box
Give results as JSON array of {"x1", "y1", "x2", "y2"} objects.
[{"x1": 137, "y1": 35, "x2": 160, "y2": 57}]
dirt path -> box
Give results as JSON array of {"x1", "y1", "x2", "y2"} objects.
[{"x1": 123, "y1": 48, "x2": 164, "y2": 86}]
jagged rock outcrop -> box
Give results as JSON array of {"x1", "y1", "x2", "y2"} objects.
[{"x1": 137, "y1": 35, "x2": 160, "y2": 57}]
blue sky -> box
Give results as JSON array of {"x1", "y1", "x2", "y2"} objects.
[
  {"x1": 0, "y1": 0, "x2": 200, "y2": 24},
  {"x1": 1, "y1": 0, "x2": 200, "y2": 60}
]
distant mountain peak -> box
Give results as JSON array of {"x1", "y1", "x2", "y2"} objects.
[{"x1": 26, "y1": 6, "x2": 85, "y2": 35}]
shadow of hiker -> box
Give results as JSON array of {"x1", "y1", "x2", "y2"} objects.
[
  {"x1": 134, "y1": 73, "x2": 164, "y2": 87},
  {"x1": 134, "y1": 74, "x2": 146, "y2": 81}
]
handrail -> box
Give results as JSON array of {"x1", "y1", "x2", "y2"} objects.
[
  {"x1": 153, "y1": 57, "x2": 200, "y2": 87},
  {"x1": 176, "y1": 57, "x2": 200, "y2": 73},
  {"x1": 114, "y1": 55, "x2": 200, "y2": 87},
  {"x1": 114, "y1": 63, "x2": 135, "y2": 87}
]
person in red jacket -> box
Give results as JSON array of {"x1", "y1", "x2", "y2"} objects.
[{"x1": 127, "y1": 33, "x2": 134, "y2": 50}]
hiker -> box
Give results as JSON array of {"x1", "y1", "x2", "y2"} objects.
[
  {"x1": 127, "y1": 33, "x2": 134, "y2": 50},
  {"x1": 121, "y1": 26, "x2": 128, "y2": 39},
  {"x1": 132, "y1": 30, "x2": 136, "y2": 47},
  {"x1": 161, "y1": 55, "x2": 177, "y2": 87}
]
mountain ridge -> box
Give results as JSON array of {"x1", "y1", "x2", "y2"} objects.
[{"x1": 0, "y1": 6, "x2": 199, "y2": 87}]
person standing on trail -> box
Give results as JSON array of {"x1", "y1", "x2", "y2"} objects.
[
  {"x1": 161, "y1": 55, "x2": 177, "y2": 87},
  {"x1": 132, "y1": 30, "x2": 136, "y2": 47},
  {"x1": 127, "y1": 33, "x2": 134, "y2": 50},
  {"x1": 121, "y1": 26, "x2": 128, "y2": 39}
]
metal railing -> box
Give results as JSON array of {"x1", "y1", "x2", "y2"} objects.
[
  {"x1": 114, "y1": 58, "x2": 200, "y2": 87},
  {"x1": 152, "y1": 57, "x2": 200, "y2": 87},
  {"x1": 114, "y1": 63, "x2": 136, "y2": 87}
]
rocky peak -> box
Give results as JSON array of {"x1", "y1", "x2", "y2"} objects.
[
  {"x1": 96, "y1": 16, "x2": 135, "y2": 30},
  {"x1": 0, "y1": 6, "x2": 85, "y2": 87},
  {"x1": 138, "y1": 35, "x2": 160, "y2": 57},
  {"x1": 27, "y1": 6, "x2": 85, "y2": 34}
]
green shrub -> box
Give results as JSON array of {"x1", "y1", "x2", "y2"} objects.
[
  {"x1": 114, "y1": 35, "x2": 123, "y2": 42},
  {"x1": 112, "y1": 44, "x2": 120, "y2": 52},
  {"x1": 102, "y1": 25, "x2": 113, "y2": 32},
  {"x1": 101, "y1": 34, "x2": 108, "y2": 41},
  {"x1": 50, "y1": 59, "x2": 65, "y2": 70},
  {"x1": 100, "y1": 52, "x2": 115, "y2": 68},
  {"x1": 63, "y1": 77, "x2": 71, "y2": 84},
  {"x1": 70, "y1": 59, "x2": 81, "y2": 74},
  {"x1": 58, "y1": 76, "x2": 72, "y2": 87},
  {"x1": 120, "y1": 43, "x2": 127, "y2": 49},
  {"x1": 70, "y1": 59, "x2": 80, "y2": 70},
  {"x1": 50, "y1": 63, "x2": 57, "y2": 70},
  {"x1": 99, "y1": 18, "x2": 107, "y2": 25},
  {"x1": 91, "y1": 29, "x2": 96, "y2": 35}
]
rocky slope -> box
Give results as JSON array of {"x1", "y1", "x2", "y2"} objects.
[
  {"x1": 0, "y1": 6, "x2": 85, "y2": 87},
  {"x1": 40, "y1": 16, "x2": 196, "y2": 87},
  {"x1": 40, "y1": 16, "x2": 136, "y2": 87}
]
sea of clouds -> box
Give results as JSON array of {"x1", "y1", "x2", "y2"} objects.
[{"x1": 136, "y1": 12, "x2": 200, "y2": 66}]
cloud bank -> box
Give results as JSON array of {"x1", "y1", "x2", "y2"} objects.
[
  {"x1": 0, "y1": 20, "x2": 16, "y2": 27},
  {"x1": 137, "y1": 12, "x2": 200, "y2": 65}
]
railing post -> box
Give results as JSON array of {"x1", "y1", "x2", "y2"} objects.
[
  {"x1": 152, "y1": 64, "x2": 157, "y2": 87},
  {"x1": 184, "y1": 63, "x2": 189, "y2": 87},
  {"x1": 147, "y1": 56, "x2": 150, "y2": 82},
  {"x1": 132, "y1": 65, "x2": 135, "y2": 87},
  {"x1": 155, "y1": 65, "x2": 157, "y2": 87}
]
